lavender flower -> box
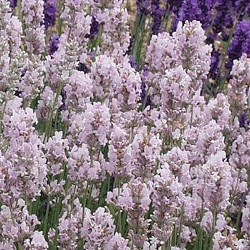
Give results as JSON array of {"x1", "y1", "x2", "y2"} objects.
[
  {"x1": 239, "y1": 114, "x2": 250, "y2": 129},
  {"x1": 36, "y1": 86, "x2": 62, "y2": 120},
  {"x1": 170, "y1": 0, "x2": 214, "y2": 33},
  {"x1": 107, "y1": 178, "x2": 151, "y2": 248},
  {"x1": 8, "y1": 0, "x2": 16, "y2": 8},
  {"x1": 129, "y1": 55, "x2": 136, "y2": 69},
  {"x1": 87, "y1": 16, "x2": 100, "y2": 39},
  {"x1": 230, "y1": 130, "x2": 250, "y2": 170},
  {"x1": 44, "y1": 0, "x2": 57, "y2": 29},
  {"x1": 227, "y1": 54, "x2": 250, "y2": 113},
  {"x1": 178, "y1": 0, "x2": 202, "y2": 22},
  {"x1": 151, "y1": 0, "x2": 164, "y2": 34},
  {"x1": 234, "y1": 0, "x2": 250, "y2": 16},
  {"x1": 21, "y1": 0, "x2": 45, "y2": 54},
  {"x1": 92, "y1": 0, "x2": 130, "y2": 62},
  {"x1": 107, "y1": 126, "x2": 132, "y2": 179},
  {"x1": 168, "y1": 0, "x2": 249, "y2": 42},
  {"x1": 211, "y1": 1, "x2": 234, "y2": 35},
  {"x1": 227, "y1": 20, "x2": 250, "y2": 70},
  {"x1": 2, "y1": 0, "x2": 250, "y2": 248},
  {"x1": 82, "y1": 207, "x2": 119, "y2": 249},
  {"x1": 211, "y1": 0, "x2": 249, "y2": 41},
  {"x1": 209, "y1": 49, "x2": 221, "y2": 79},
  {"x1": 64, "y1": 70, "x2": 93, "y2": 111},
  {"x1": 57, "y1": 198, "x2": 84, "y2": 249},
  {"x1": 48, "y1": 34, "x2": 60, "y2": 55}
]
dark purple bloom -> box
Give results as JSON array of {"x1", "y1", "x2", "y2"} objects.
[
  {"x1": 209, "y1": 49, "x2": 221, "y2": 80},
  {"x1": 86, "y1": 16, "x2": 100, "y2": 39},
  {"x1": 226, "y1": 20, "x2": 250, "y2": 70},
  {"x1": 141, "y1": 79, "x2": 147, "y2": 104},
  {"x1": 211, "y1": 0, "x2": 249, "y2": 42},
  {"x1": 212, "y1": 1, "x2": 234, "y2": 36},
  {"x1": 44, "y1": 0, "x2": 57, "y2": 29},
  {"x1": 8, "y1": 0, "x2": 17, "y2": 8},
  {"x1": 48, "y1": 34, "x2": 60, "y2": 55},
  {"x1": 90, "y1": 17, "x2": 100, "y2": 39},
  {"x1": 234, "y1": 0, "x2": 250, "y2": 17},
  {"x1": 21, "y1": 68, "x2": 27, "y2": 78},
  {"x1": 165, "y1": 0, "x2": 249, "y2": 38},
  {"x1": 178, "y1": 0, "x2": 201, "y2": 21},
  {"x1": 178, "y1": 0, "x2": 214, "y2": 29},
  {"x1": 129, "y1": 55, "x2": 137, "y2": 69},
  {"x1": 77, "y1": 63, "x2": 90, "y2": 74},
  {"x1": 206, "y1": 32, "x2": 217, "y2": 44},
  {"x1": 170, "y1": 15, "x2": 180, "y2": 33},
  {"x1": 167, "y1": 0, "x2": 249, "y2": 41},
  {"x1": 151, "y1": 0, "x2": 164, "y2": 34},
  {"x1": 14, "y1": 90, "x2": 22, "y2": 97},
  {"x1": 239, "y1": 114, "x2": 250, "y2": 129},
  {"x1": 169, "y1": 0, "x2": 215, "y2": 33}
]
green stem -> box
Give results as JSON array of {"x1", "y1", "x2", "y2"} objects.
[
  {"x1": 195, "y1": 200, "x2": 205, "y2": 249},
  {"x1": 43, "y1": 198, "x2": 50, "y2": 236},
  {"x1": 98, "y1": 175, "x2": 110, "y2": 207},
  {"x1": 16, "y1": 0, "x2": 22, "y2": 21},
  {"x1": 114, "y1": 179, "x2": 122, "y2": 233},
  {"x1": 236, "y1": 193, "x2": 246, "y2": 234},
  {"x1": 0, "y1": 101, "x2": 7, "y2": 134},
  {"x1": 82, "y1": 183, "x2": 88, "y2": 211},
  {"x1": 43, "y1": 83, "x2": 63, "y2": 143},
  {"x1": 161, "y1": 243, "x2": 166, "y2": 250},
  {"x1": 117, "y1": 209, "x2": 122, "y2": 234},
  {"x1": 190, "y1": 104, "x2": 194, "y2": 128},
  {"x1": 132, "y1": 13, "x2": 147, "y2": 66},
  {"x1": 177, "y1": 205, "x2": 184, "y2": 246},
  {"x1": 228, "y1": 169, "x2": 241, "y2": 213},
  {"x1": 17, "y1": 243, "x2": 23, "y2": 250},
  {"x1": 57, "y1": 0, "x2": 65, "y2": 36}
]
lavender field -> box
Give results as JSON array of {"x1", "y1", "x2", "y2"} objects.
[{"x1": 0, "y1": 0, "x2": 250, "y2": 249}]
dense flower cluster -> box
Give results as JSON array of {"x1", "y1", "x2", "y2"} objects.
[
  {"x1": 227, "y1": 20, "x2": 250, "y2": 70},
  {"x1": 44, "y1": 0, "x2": 57, "y2": 29},
  {"x1": 0, "y1": 0, "x2": 250, "y2": 249},
  {"x1": 134, "y1": 0, "x2": 250, "y2": 91}
]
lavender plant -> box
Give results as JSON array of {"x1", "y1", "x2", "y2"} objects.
[{"x1": 0, "y1": 0, "x2": 250, "y2": 249}]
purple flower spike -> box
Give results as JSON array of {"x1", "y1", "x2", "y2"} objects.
[
  {"x1": 8, "y1": 0, "x2": 17, "y2": 8},
  {"x1": 151, "y1": 0, "x2": 164, "y2": 34},
  {"x1": 89, "y1": 16, "x2": 100, "y2": 39},
  {"x1": 239, "y1": 114, "x2": 250, "y2": 129},
  {"x1": 226, "y1": 20, "x2": 250, "y2": 70},
  {"x1": 49, "y1": 34, "x2": 60, "y2": 55},
  {"x1": 44, "y1": 0, "x2": 57, "y2": 29},
  {"x1": 129, "y1": 55, "x2": 137, "y2": 69},
  {"x1": 209, "y1": 49, "x2": 221, "y2": 80}
]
